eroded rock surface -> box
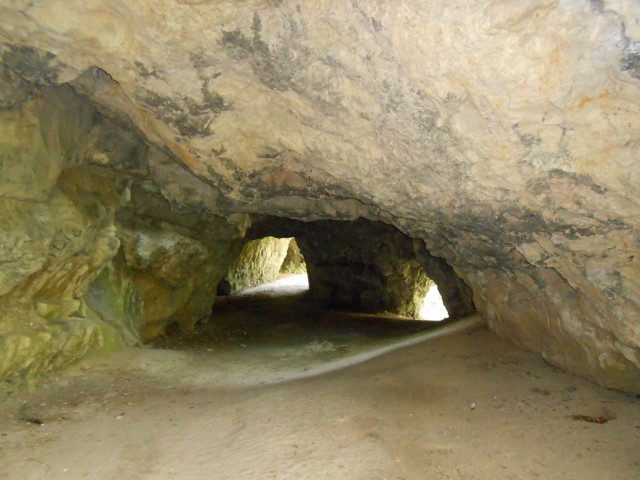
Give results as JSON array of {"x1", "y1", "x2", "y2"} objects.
[
  {"x1": 222, "y1": 237, "x2": 291, "y2": 294},
  {"x1": 279, "y1": 238, "x2": 307, "y2": 275},
  {"x1": 0, "y1": 82, "x2": 247, "y2": 388},
  {"x1": 87, "y1": 226, "x2": 242, "y2": 341},
  {"x1": 0, "y1": 0, "x2": 639, "y2": 391}
]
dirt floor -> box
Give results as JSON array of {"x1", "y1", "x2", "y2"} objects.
[{"x1": 1, "y1": 276, "x2": 639, "y2": 479}]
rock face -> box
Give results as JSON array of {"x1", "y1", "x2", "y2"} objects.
[
  {"x1": 279, "y1": 238, "x2": 307, "y2": 275},
  {"x1": 0, "y1": 0, "x2": 639, "y2": 391},
  {"x1": 223, "y1": 237, "x2": 291, "y2": 294},
  {"x1": 0, "y1": 82, "x2": 247, "y2": 388},
  {"x1": 87, "y1": 226, "x2": 242, "y2": 341},
  {"x1": 0, "y1": 86, "x2": 121, "y2": 388}
]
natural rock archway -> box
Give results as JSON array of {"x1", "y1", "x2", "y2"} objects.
[
  {"x1": 248, "y1": 217, "x2": 471, "y2": 319},
  {"x1": 0, "y1": 0, "x2": 639, "y2": 392}
]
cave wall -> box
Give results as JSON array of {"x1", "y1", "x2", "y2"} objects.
[
  {"x1": 413, "y1": 245, "x2": 475, "y2": 321},
  {"x1": 0, "y1": 80, "x2": 247, "y2": 388},
  {"x1": 296, "y1": 222, "x2": 430, "y2": 317},
  {"x1": 280, "y1": 238, "x2": 307, "y2": 275},
  {"x1": 222, "y1": 236, "x2": 291, "y2": 294},
  {"x1": 383, "y1": 261, "x2": 433, "y2": 320},
  {"x1": 86, "y1": 225, "x2": 242, "y2": 342},
  {"x1": 0, "y1": 86, "x2": 122, "y2": 388},
  {"x1": 0, "y1": 0, "x2": 639, "y2": 391}
]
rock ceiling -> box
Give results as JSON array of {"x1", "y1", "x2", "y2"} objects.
[{"x1": 0, "y1": 0, "x2": 639, "y2": 391}]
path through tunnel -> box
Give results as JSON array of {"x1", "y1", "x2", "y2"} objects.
[
  {"x1": 156, "y1": 217, "x2": 476, "y2": 364},
  {"x1": 217, "y1": 217, "x2": 460, "y2": 320},
  {"x1": 242, "y1": 217, "x2": 475, "y2": 320}
]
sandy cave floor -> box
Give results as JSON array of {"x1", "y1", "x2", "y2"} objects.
[{"x1": 1, "y1": 276, "x2": 639, "y2": 480}]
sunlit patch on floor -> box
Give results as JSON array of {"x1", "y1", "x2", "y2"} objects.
[{"x1": 235, "y1": 273, "x2": 309, "y2": 297}]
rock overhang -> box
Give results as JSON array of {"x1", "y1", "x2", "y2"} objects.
[{"x1": 0, "y1": 0, "x2": 639, "y2": 391}]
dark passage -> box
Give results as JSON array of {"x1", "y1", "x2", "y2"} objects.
[{"x1": 153, "y1": 276, "x2": 452, "y2": 358}]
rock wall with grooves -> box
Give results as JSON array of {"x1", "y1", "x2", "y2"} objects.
[
  {"x1": 0, "y1": 0, "x2": 639, "y2": 391},
  {"x1": 223, "y1": 237, "x2": 291, "y2": 294},
  {"x1": 87, "y1": 228, "x2": 242, "y2": 341},
  {"x1": 0, "y1": 77, "x2": 247, "y2": 389},
  {"x1": 279, "y1": 238, "x2": 307, "y2": 274},
  {"x1": 0, "y1": 87, "x2": 121, "y2": 389}
]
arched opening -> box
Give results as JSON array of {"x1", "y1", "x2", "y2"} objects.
[
  {"x1": 218, "y1": 233, "x2": 449, "y2": 322},
  {"x1": 390, "y1": 260, "x2": 449, "y2": 322},
  {"x1": 234, "y1": 216, "x2": 474, "y2": 321},
  {"x1": 217, "y1": 237, "x2": 309, "y2": 297},
  {"x1": 149, "y1": 217, "x2": 471, "y2": 357}
]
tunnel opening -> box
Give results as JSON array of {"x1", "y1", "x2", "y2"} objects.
[
  {"x1": 214, "y1": 217, "x2": 463, "y2": 323},
  {"x1": 149, "y1": 216, "x2": 472, "y2": 359},
  {"x1": 243, "y1": 216, "x2": 474, "y2": 321},
  {"x1": 216, "y1": 236, "x2": 309, "y2": 297},
  {"x1": 152, "y1": 217, "x2": 472, "y2": 355},
  {"x1": 420, "y1": 283, "x2": 449, "y2": 321},
  {"x1": 78, "y1": 204, "x2": 472, "y2": 350}
]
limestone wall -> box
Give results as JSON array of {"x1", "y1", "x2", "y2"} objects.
[
  {"x1": 0, "y1": 81, "x2": 246, "y2": 389},
  {"x1": 86, "y1": 228, "x2": 241, "y2": 342},
  {"x1": 279, "y1": 238, "x2": 307, "y2": 274},
  {"x1": 0, "y1": 88, "x2": 121, "y2": 388},
  {"x1": 1, "y1": 0, "x2": 640, "y2": 391},
  {"x1": 223, "y1": 237, "x2": 291, "y2": 294}
]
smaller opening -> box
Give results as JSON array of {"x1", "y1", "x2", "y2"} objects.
[
  {"x1": 419, "y1": 284, "x2": 449, "y2": 321},
  {"x1": 218, "y1": 237, "x2": 308, "y2": 297}
]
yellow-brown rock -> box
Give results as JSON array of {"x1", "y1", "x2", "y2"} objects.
[
  {"x1": 0, "y1": 0, "x2": 639, "y2": 391},
  {"x1": 223, "y1": 237, "x2": 291, "y2": 294}
]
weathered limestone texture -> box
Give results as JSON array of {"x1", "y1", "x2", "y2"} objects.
[
  {"x1": 279, "y1": 238, "x2": 307, "y2": 274},
  {"x1": 88, "y1": 227, "x2": 242, "y2": 341},
  {"x1": 0, "y1": 0, "x2": 639, "y2": 390},
  {"x1": 0, "y1": 77, "x2": 247, "y2": 388},
  {"x1": 387, "y1": 262, "x2": 433, "y2": 320},
  {"x1": 223, "y1": 237, "x2": 291, "y2": 294},
  {"x1": 413, "y1": 244, "x2": 475, "y2": 321},
  {"x1": 0, "y1": 87, "x2": 121, "y2": 389}
]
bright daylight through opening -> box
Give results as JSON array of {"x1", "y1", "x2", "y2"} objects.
[
  {"x1": 419, "y1": 285, "x2": 449, "y2": 321},
  {"x1": 235, "y1": 273, "x2": 309, "y2": 297}
]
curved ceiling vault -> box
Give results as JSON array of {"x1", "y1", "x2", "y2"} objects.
[{"x1": 0, "y1": 0, "x2": 639, "y2": 392}]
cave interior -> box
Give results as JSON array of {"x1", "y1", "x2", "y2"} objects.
[{"x1": 0, "y1": 0, "x2": 639, "y2": 397}]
